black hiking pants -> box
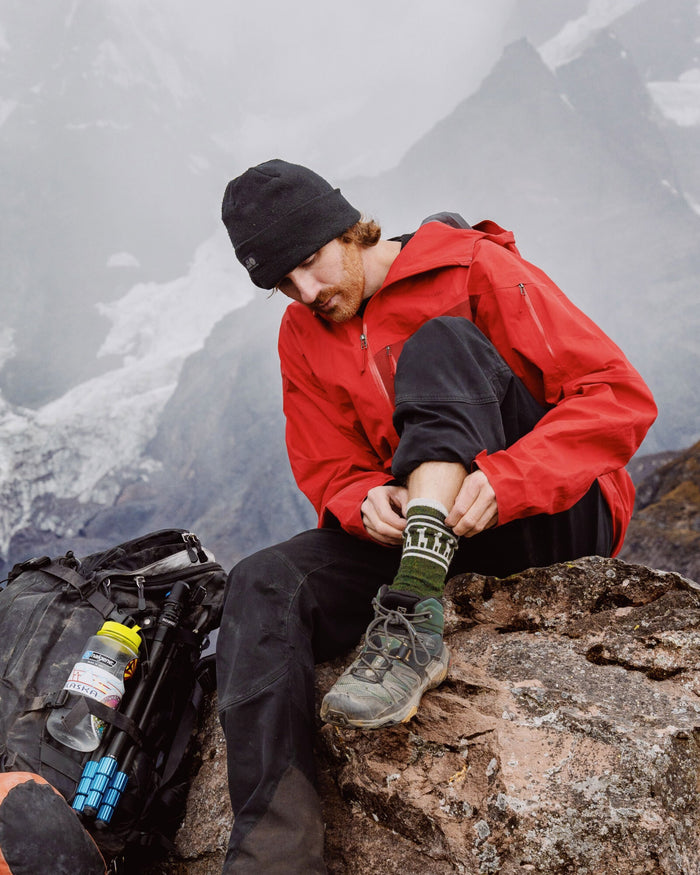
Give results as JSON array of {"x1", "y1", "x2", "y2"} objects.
[{"x1": 217, "y1": 318, "x2": 612, "y2": 873}]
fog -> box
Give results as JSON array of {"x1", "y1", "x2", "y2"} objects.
[
  {"x1": 157, "y1": 0, "x2": 516, "y2": 177},
  {"x1": 0, "y1": 0, "x2": 530, "y2": 406},
  {"x1": 1, "y1": 0, "x2": 698, "y2": 572},
  {"x1": 0, "y1": 0, "x2": 696, "y2": 421}
]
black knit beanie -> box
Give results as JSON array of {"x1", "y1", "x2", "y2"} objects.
[{"x1": 221, "y1": 159, "x2": 361, "y2": 289}]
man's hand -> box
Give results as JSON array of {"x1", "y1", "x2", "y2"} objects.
[
  {"x1": 445, "y1": 469, "x2": 498, "y2": 537},
  {"x1": 361, "y1": 484, "x2": 408, "y2": 546}
]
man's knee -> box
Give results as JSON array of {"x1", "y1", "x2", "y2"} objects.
[
  {"x1": 396, "y1": 317, "x2": 512, "y2": 403},
  {"x1": 400, "y1": 316, "x2": 486, "y2": 362},
  {"x1": 217, "y1": 546, "x2": 307, "y2": 705},
  {"x1": 224, "y1": 544, "x2": 304, "y2": 616}
]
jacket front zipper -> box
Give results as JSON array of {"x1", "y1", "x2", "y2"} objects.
[{"x1": 360, "y1": 327, "x2": 392, "y2": 407}]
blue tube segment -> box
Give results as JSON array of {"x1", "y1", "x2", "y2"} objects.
[
  {"x1": 96, "y1": 771, "x2": 129, "y2": 825},
  {"x1": 72, "y1": 760, "x2": 99, "y2": 813},
  {"x1": 83, "y1": 755, "x2": 118, "y2": 815}
]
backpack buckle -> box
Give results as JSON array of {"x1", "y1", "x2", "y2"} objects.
[{"x1": 47, "y1": 689, "x2": 71, "y2": 709}]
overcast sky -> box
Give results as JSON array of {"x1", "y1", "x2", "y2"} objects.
[{"x1": 157, "y1": 0, "x2": 518, "y2": 178}]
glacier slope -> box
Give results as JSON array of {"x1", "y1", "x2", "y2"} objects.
[{"x1": 0, "y1": 230, "x2": 251, "y2": 561}]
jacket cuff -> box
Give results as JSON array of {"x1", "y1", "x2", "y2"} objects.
[{"x1": 322, "y1": 475, "x2": 394, "y2": 539}]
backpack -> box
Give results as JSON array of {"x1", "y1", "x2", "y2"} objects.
[{"x1": 0, "y1": 528, "x2": 228, "y2": 870}]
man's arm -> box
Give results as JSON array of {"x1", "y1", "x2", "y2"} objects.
[
  {"x1": 280, "y1": 323, "x2": 395, "y2": 540},
  {"x1": 467, "y1": 239, "x2": 657, "y2": 527}
]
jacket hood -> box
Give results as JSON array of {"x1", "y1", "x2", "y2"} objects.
[{"x1": 381, "y1": 220, "x2": 518, "y2": 289}]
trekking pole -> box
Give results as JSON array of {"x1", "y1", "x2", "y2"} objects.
[
  {"x1": 94, "y1": 626, "x2": 187, "y2": 828},
  {"x1": 73, "y1": 581, "x2": 192, "y2": 821}
]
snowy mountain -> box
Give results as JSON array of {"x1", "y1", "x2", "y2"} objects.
[
  {"x1": 0, "y1": 232, "x2": 252, "y2": 566},
  {"x1": 0, "y1": 0, "x2": 699, "y2": 575},
  {"x1": 344, "y1": 2, "x2": 700, "y2": 456}
]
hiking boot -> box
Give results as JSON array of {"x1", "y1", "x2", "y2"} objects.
[{"x1": 320, "y1": 586, "x2": 449, "y2": 730}]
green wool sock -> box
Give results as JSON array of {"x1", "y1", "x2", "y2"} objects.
[{"x1": 392, "y1": 499, "x2": 459, "y2": 601}]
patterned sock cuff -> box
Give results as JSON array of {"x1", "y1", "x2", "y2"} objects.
[
  {"x1": 402, "y1": 503, "x2": 458, "y2": 574},
  {"x1": 406, "y1": 498, "x2": 449, "y2": 518}
]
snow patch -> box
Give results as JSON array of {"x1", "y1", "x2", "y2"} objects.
[
  {"x1": 0, "y1": 231, "x2": 252, "y2": 559},
  {"x1": 107, "y1": 252, "x2": 140, "y2": 268},
  {"x1": 684, "y1": 192, "x2": 700, "y2": 217},
  {"x1": 648, "y1": 70, "x2": 700, "y2": 127},
  {"x1": 540, "y1": 0, "x2": 646, "y2": 70},
  {"x1": 661, "y1": 179, "x2": 680, "y2": 196},
  {"x1": 96, "y1": 232, "x2": 247, "y2": 365}
]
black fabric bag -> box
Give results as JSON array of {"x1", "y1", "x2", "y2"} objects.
[{"x1": 0, "y1": 528, "x2": 227, "y2": 869}]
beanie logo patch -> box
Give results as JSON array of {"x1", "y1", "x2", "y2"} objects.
[{"x1": 243, "y1": 255, "x2": 259, "y2": 271}]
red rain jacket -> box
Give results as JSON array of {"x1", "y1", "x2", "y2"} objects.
[{"x1": 278, "y1": 220, "x2": 657, "y2": 554}]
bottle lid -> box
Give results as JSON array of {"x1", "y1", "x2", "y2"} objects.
[{"x1": 98, "y1": 621, "x2": 142, "y2": 652}]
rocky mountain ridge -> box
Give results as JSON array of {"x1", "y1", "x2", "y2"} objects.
[
  {"x1": 344, "y1": 24, "x2": 699, "y2": 455},
  {"x1": 620, "y1": 440, "x2": 700, "y2": 582}
]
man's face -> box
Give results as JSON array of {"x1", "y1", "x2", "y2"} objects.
[{"x1": 276, "y1": 239, "x2": 366, "y2": 323}]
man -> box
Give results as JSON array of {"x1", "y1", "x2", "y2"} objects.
[{"x1": 217, "y1": 159, "x2": 656, "y2": 873}]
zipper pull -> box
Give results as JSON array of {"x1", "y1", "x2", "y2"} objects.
[
  {"x1": 134, "y1": 575, "x2": 146, "y2": 612},
  {"x1": 360, "y1": 333, "x2": 368, "y2": 373},
  {"x1": 385, "y1": 345, "x2": 396, "y2": 377},
  {"x1": 183, "y1": 532, "x2": 207, "y2": 563}
]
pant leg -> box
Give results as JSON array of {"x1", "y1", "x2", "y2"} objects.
[
  {"x1": 216, "y1": 528, "x2": 400, "y2": 874},
  {"x1": 391, "y1": 316, "x2": 612, "y2": 578}
]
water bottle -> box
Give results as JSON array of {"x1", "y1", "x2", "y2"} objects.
[{"x1": 47, "y1": 621, "x2": 142, "y2": 752}]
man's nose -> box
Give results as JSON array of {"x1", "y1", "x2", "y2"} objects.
[{"x1": 289, "y1": 270, "x2": 322, "y2": 305}]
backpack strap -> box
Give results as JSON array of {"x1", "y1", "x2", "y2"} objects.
[
  {"x1": 158, "y1": 677, "x2": 204, "y2": 788},
  {"x1": 23, "y1": 690, "x2": 145, "y2": 750},
  {"x1": 42, "y1": 561, "x2": 129, "y2": 622},
  {"x1": 43, "y1": 696, "x2": 145, "y2": 748},
  {"x1": 24, "y1": 689, "x2": 71, "y2": 712},
  {"x1": 40, "y1": 740, "x2": 84, "y2": 783}
]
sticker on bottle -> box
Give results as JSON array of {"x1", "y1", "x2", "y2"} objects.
[{"x1": 63, "y1": 662, "x2": 123, "y2": 704}]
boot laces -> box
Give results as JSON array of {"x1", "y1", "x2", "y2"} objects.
[{"x1": 351, "y1": 598, "x2": 434, "y2": 682}]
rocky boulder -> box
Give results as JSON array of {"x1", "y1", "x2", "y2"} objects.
[{"x1": 151, "y1": 557, "x2": 700, "y2": 874}]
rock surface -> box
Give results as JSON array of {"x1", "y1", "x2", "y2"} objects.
[{"x1": 145, "y1": 556, "x2": 700, "y2": 874}]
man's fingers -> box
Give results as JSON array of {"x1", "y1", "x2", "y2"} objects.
[
  {"x1": 362, "y1": 512, "x2": 404, "y2": 545},
  {"x1": 452, "y1": 503, "x2": 498, "y2": 537},
  {"x1": 446, "y1": 469, "x2": 498, "y2": 537},
  {"x1": 362, "y1": 484, "x2": 407, "y2": 545}
]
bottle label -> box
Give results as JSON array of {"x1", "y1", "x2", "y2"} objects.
[
  {"x1": 63, "y1": 662, "x2": 123, "y2": 739},
  {"x1": 81, "y1": 649, "x2": 117, "y2": 669}
]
